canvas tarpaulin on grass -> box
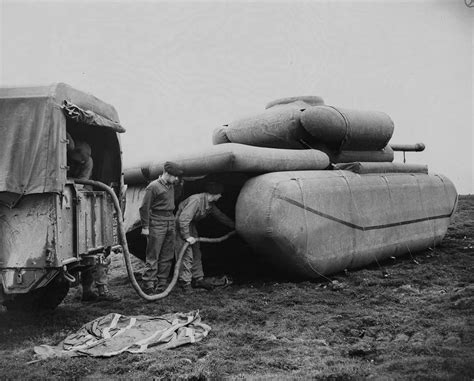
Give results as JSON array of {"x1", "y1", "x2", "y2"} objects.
[{"x1": 33, "y1": 311, "x2": 211, "y2": 358}]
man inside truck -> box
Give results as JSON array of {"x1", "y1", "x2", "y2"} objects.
[
  {"x1": 67, "y1": 136, "x2": 121, "y2": 302},
  {"x1": 68, "y1": 140, "x2": 93, "y2": 180}
]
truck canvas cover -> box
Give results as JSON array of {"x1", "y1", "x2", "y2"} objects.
[{"x1": 0, "y1": 83, "x2": 124, "y2": 207}]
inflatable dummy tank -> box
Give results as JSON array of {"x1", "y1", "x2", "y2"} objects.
[{"x1": 124, "y1": 96, "x2": 457, "y2": 279}]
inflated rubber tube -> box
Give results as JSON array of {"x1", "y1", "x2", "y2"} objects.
[
  {"x1": 124, "y1": 143, "x2": 330, "y2": 185},
  {"x1": 390, "y1": 143, "x2": 425, "y2": 152},
  {"x1": 221, "y1": 107, "x2": 309, "y2": 149},
  {"x1": 333, "y1": 162, "x2": 428, "y2": 174},
  {"x1": 212, "y1": 126, "x2": 231, "y2": 145},
  {"x1": 265, "y1": 96, "x2": 325, "y2": 109},
  {"x1": 236, "y1": 170, "x2": 457, "y2": 279},
  {"x1": 212, "y1": 95, "x2": 324, "y2": 149},
  {"x1": 329, "y1": 145, "x2": 394, "y2": 163},
  {"x1": 300, "y1": 106, "x2": 394, "y2": 151}
]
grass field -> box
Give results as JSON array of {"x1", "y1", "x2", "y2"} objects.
[{"x1": 0, "y1": 196, "x2": 473, "y2": 380}]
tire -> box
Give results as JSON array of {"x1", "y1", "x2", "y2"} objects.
[{"x1": 3, "y1": 275, "x2": 70, "y2": 312}]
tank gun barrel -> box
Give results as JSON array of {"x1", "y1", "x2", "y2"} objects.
[{"x1": 390, "y1": 143, "x2": 425, "y2": 152}]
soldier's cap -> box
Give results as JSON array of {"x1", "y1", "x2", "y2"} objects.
[
  {"x1": 205, "y1": 182, "x2": 224, "y2": 195},
  {"x1": 163, "y1": 161, "x2": 184, "y2": 177}
]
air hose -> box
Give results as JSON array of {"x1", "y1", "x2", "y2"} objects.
[{"x1": 75, "y1": 179, "x2": 236, "y2": 301}]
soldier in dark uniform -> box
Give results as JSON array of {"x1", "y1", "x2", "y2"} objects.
[
  {"x1": 176, "y1": 182, "x2": 235, "y2": 291},
  {"x1": 139, "y1": 161, "x2": 184, "y2": 294}
]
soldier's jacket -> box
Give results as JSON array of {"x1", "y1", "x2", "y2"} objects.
[
  {"x1": 69, "y1": 156, "x2": 93, "y2": 180},
  {"x1": 176, "y1": 193, "x2": 235, "y2": 240},
  {"x1": 139, "y1": 177, "x2": 176, "y2": 228}
]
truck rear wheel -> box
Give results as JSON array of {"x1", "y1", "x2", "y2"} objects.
[{"x1": 3, "y1": 275, "x2": 70, "y2": 312}]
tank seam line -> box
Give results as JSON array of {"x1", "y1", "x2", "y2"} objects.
[{"x1": 276, "y1": 195, "x2": 455, "y2": 231}]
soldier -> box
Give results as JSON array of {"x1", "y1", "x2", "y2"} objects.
[
  {"x1": 67, "y1": 139, "x2": 121, "y2": 302},
  {"x1": 139, "y1": 161, "x2": 184, "y2": 294},
  {"x1": 81, "y1": 259, "x2": 121, "y2": 302},
  {"x1": 66, "y1": 132, "x2": 75, "y2": 152},
  {"x1": 176, "y1": 182, "x2": 235, "y2": 291},
  {"x1": 68, "y1": 140, "x2": 93, "y2": 181}
]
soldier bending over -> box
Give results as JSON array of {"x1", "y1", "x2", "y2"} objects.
[{"x1": 176, "y1": 182, "x2": 235, "y2": 291}]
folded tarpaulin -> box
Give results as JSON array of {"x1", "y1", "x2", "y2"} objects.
[
  {"x1": 33, "y1": 310, "x2": 211, "y2": 358},
  {"x1": 62, "y1": 100, "x2": 125, "y2": 133}
]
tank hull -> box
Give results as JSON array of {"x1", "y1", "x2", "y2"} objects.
[{"x1": 236, "y1": 170, "x2": 457, "y2": 278}]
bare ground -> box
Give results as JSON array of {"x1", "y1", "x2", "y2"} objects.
[{"x1": 0, "y1": 196, "x2": 473, "y2": 380}]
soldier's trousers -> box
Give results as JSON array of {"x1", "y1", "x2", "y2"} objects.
[
  {"x1": 142, "y1": 219, "x2": 175, "y2": 288},
  {"x1": 177, "y1": 223, "x2": 204, "y2": 284},
  {"x1": 82, "y1": 257, "x2": 110, "y2": 289}
]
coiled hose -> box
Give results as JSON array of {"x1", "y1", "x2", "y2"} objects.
[{"x1": 75, "y1": 179, "x2": 236, "y2": 301}]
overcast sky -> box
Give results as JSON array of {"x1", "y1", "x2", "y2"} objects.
[{"x1": 1, "y1": 0, "x2": 472, "y2": 194}]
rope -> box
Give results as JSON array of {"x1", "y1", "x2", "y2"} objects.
[{"x1": 75, "y1": 179, "x2": 236, "y2": 301}]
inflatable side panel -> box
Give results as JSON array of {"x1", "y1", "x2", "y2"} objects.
[
  {"x1": 333, "y1": 162, "x2": 428, "y2": 174},
  {"x1": 301, "y1": 106, "x2": 394, "y2": 151},
  {"x1": 236, "y1": 171, "x2": 457, "y2": 279},
  {"x1": 123, "y1": 185, "x2": 147, "y2": 233},
  {"x1": 331, "y1": 145, "x2": 394, "y2": 163},
  {"x1": 123, "y1": 143, "x2": 330, "y2": 185}
]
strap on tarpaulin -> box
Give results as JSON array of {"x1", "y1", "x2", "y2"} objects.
[{"x1": 33, "y1": 310, "x2": 210, "y2": 358}]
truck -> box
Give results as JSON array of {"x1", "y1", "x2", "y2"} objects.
[{"x1": 0, "y1": 83, "x2": 125, "y2": 311}]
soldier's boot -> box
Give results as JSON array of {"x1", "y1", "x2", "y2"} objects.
[
  {"x1": 192, "y1": 278, "x2": 214, "y2": 291},
  {"x1": 97, "y1": 285, "x2": 122, "y2": 302},
  {"x1": 178, "y1": 281, "x2": 192, "y2": 293},
  {"x1": 142, "y1": 282, "x2": 155, "y2": 295},
  {"x1": 154, "y1": 281, "x2": 168, "y2": 294}
]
